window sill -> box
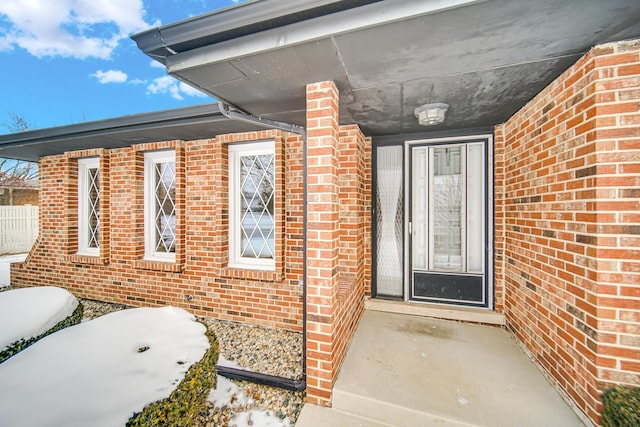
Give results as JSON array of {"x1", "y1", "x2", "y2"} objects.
[
  {"x1": 66, "y1": 254, "x2": 108, "y2": 265},
  {"x1": 136, "y1": 259, "x2": 183, "y2": 273},
  {"x1": 221, "y1": 266, "x2": 282, "y2": 282}
]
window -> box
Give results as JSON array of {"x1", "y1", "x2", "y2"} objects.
[
  {"x1": 144, "y1": 150, "x2": 176, "y2": 261},
  {"x1": 229, "y1": 141, "x2": 275, "y2": 270},
  {"x1": 77, "y1": 157, "x2": 100, "y2": 256}
]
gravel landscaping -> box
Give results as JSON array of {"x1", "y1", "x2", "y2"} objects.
[{"x1": 81, "y1": 298, "x2": 305, "y2": 426}]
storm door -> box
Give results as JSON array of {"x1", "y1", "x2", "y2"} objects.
[
  {"x1": 409, "y1": 141, "x2": 487, "y2": 306},
  {"x1": 374, "y1": 145, "x2": 404, "y2": 298}
]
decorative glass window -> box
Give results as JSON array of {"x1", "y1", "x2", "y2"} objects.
[
  {"x1": 228, "y1": 141, "x2": 275, "y2": 270},
  {"x1": 77, "y1": 157, "x2": 100, "y2": 256},
  {"x1": 144, "y1": 150, "x2": 176, "y2": 261}
]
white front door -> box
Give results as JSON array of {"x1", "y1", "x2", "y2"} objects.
[{"x1": 410, "y1": 141, "x2": 487, "y2": 306}]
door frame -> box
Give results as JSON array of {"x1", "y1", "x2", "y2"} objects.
[
  {"x1": 371, "y1": 132, "x2": 494, "y2": 309},
  {"x1": 405, "y1": 136, "x2": 493, "y2": 308}
]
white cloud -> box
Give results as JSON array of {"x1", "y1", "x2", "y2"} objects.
[
  {"x1": 179, "y1": 82, "x2": 207, "y2": 98},
  {"x1": 147, "y1": 76, "x2": 207, "y2": 101},
  {"x1": 147, "y1": 76, "x2": 182, "y2": 100},
  {"x1": 149, "y1": 60, "x2": 165, "y2": 69},
  {"x1": 0, "y1": 0, "x2": 157, "y2": 59},
  {"x1": 129, "y1": 78, "x2": 147, "y2": 85},
  {"x1": 91, "y1": 69, "x2": 128, "y2": 84}
]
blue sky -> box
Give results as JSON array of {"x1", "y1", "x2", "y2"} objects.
[{"x1": 0, "y1": 0, "x2": 243, "y2": 133}]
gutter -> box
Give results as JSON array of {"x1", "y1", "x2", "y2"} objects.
[
  {"x1": 217, "y1": 366, "x2": 305, "y2": 392},
  {"x1": 218, "y1": 103, "x2": 308, "y2": 393}
]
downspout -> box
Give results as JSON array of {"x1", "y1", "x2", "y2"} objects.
[{"x1": 218, "y1": 103, "x2": 307, "y2": 393}]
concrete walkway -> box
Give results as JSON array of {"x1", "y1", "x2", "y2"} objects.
[{"x1": 296, "y1": 309, "x2": 585, "y2": 426}]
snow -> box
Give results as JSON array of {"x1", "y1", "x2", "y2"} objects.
[
  {"x1": 208, "y1": 376, "x2": 291, "y2": 427},
  {"x1": 0, "y1": 286, "x2": 78, "y2": 351},
  {"x1": 0, "y1": 253, "x2": 27, "y2": 288},
  {"x1": 218, "y1": 354, "x2": 248, "y2": 370},
  {"x1": 0, "y1": 306, "x2": 209, "y2": 427},
  {"x1": 209, "y1": 375, "x2": 251, "y2": 409}
]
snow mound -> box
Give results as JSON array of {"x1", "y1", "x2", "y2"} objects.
[
  {"x1": 0, "y1": 306, "x2": 209, "y2": 427},
  {"x1": 0, "y1": 286, "x2": 78, "y2": 351}
]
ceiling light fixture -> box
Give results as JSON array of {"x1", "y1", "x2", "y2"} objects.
[{"x1": 414, "y1": 103, "x2": 449, "y2": 126}]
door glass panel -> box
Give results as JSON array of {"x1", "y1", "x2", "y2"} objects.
[
  {"x1": 411, "y1": 147, "x2": 427, "y2": 270},
  {"x1": 431, "y1": 147, "x2": 463, "y2": 271},
  {"x1": 467, "y1": 143, "x2": 484, "y2": 273},
  {"x1": 375, "y1": 145, "x2": 404, "y2": 297}
]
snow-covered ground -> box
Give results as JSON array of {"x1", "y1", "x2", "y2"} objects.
[
  {"x1": 0, "y1": 306, "x2": 209, "y2": 427},
  {"x1": 0, "y1": 253, "x2": 27, "y2": 287},
  {"x1": 0, "y1": 286, "x2": 78, "y2": 351},
  {"x1": 0, "y1": 285, "x2": 291, "y2": 427},
  {"x1": 208, "y1": 376, "x2": 292, "y2": 427}
]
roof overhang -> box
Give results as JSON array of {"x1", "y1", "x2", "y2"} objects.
[
  {"x1": 0, "y1": 104, "x2": 264, "y2": 162},
  {"x1": 133, "y1": 0, "x2": 640, "y2": 136},
  {"x1": 2, "y1": 0, "x2": 640, "y2": 161}
]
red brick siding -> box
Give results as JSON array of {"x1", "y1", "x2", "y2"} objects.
[
  {"x1": 12, "y1": 131, "x2": 304, "y2": 331},
  {"x1": 305, "y1": 81, "x2": 343, "y2": 406},
  {"x1": 12, "y1": 82, "x2": 372, "y2": 407},
  {"x1": 496, "y1": 39, "x2": 640, "y2": 424},
  {"x1": 305, "y1": 82, "x2": 371, "y2": 406},
  {"x1": 493, "y1": 127, "x2": 506, "y2": 312}
]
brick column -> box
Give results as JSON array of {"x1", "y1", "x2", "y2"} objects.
[{"x1": 305, "y1": 81, "x2": 341, "y2": 406}]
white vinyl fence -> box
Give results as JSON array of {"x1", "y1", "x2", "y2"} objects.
[{"x1": 0, "y1": 205, "x2": 38, "y2": 254}]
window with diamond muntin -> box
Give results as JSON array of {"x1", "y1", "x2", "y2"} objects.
[
  {"x1": 77, "y1": 157, "x2": 100, "y2": 255},
  {"x1": 144, "y1": 150, "x2": 177, "y2": 261},
  {"x1": 229, "y1": 141, "x2": 276, "y2": 270}
]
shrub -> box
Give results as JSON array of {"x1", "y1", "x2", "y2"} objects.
[
  {"x1": 127, "y1": 325, "x2": 219, "y2": 427},
  {"x1": 0, "y1": 302, "x2": 83, "y2": 363},
  {"x1": 601, "y1": 385, "x2": 640, "y2": 427}
]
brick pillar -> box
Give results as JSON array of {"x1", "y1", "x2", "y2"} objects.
[{"x1": 305, "y1": 81, "x2": 341, "y2": 406}]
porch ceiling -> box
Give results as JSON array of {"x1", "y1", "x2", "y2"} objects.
[{"x1": 134, "y1": 0, "x2": 640, "y2": 136}]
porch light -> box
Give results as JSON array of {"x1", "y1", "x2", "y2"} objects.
[{"x1": 414, "y1": 103, "x2": 449, "y2": 126}]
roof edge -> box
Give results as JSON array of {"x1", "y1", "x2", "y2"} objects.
[
  {"x1": 0, "y1": 103, "x2": 222, "y2": 147},
  {"x1": 132, "y1": 0, "x2": 383, "y2": 61}
]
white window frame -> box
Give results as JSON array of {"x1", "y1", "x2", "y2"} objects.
[
  {"x1": 144, "y1": 150, "x2": 176, "y2": 262},
  {"x1": 77, "y1": 157, "x2": 100, "y2": 256},
  {"x1": 228, "y1": 140, "x2": 276, "y2": 271}
]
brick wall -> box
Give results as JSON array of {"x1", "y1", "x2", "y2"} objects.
[
  {"x1": 11, "y1": 80, "x2": 372, "y2": 406},
  {"x1": 305, "y1": 82, "x2": 371, "y2": 406},
  {"x1": 12, "y1": 130, "x2": 304, "y2": 331},
  {"x1": 496, "y1": 39, "x2": 640, "y2": 424}
]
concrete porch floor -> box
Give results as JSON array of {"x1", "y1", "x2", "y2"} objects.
[{"x1": 296, "y1": 309, "x2": 586, "y2": 426}]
